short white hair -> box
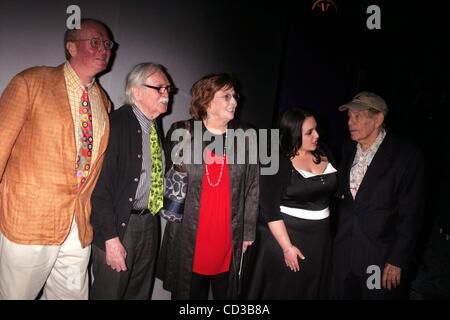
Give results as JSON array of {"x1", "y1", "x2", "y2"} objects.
[{"x1": 124, "y1": 62, "x2": 165, "y2": 105}]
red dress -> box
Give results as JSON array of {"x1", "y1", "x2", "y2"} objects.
[{"x1": 192, "y1": 149, "x2": 232, "y2": 275}]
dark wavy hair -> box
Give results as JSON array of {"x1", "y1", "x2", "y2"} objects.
[
  {"x1": 279, "y1": 108, "x2": 324, "y2": 164},
  {"x1": 189, "y1": 73, "x2": 237, "y2": 120}
]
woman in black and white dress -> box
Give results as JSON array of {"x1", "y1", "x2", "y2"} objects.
[{"x1": 246, "y1": 108, "x2": 337, "y2": 300}]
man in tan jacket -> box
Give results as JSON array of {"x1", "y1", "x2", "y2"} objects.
[{"x1": 0, "y1": 19, "x2": 113, "y2": 299}]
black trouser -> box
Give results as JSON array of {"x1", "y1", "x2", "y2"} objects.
[
  {"x1": 90, "y1": 213, "x2": 160, "y2": 300},
  {"x1": 331, "y1": 270, "x2": 403, "y2": 300},
  {"x1": 189, "y1": 272, "x2": 229, "y2": 300}
]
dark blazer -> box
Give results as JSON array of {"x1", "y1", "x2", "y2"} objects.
[
  {"x1": 157, "y1": 119, "x2": 260, "y2": 299},
  {"x1": 90, "y1": 105, "x2": 164, "y2": 250},
  {"x1": 332, "y1": 132, "x2": 425, "y2": 279}
]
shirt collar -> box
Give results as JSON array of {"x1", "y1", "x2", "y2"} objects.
[
  {"x1": 357, "y1": 128, "x2": 386, "y2": 156},
  {"x1": 64, "y1": 61, "x2": 95, "y2": 90},
  {"x1": 132, "y1": 104, "x2": 153, "y2": 133}
]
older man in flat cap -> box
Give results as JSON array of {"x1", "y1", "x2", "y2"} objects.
[{"x1": 330, "y1": 91, "x2": 425, "y2": 299}]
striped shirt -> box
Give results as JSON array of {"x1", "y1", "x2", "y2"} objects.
[{"x1": 132, "y1": 105, "x2": 165, "y2": 210}]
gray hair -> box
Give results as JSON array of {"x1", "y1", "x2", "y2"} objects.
[{"x1": 124, "y1": 62, "x2": 165, "y2": 105}]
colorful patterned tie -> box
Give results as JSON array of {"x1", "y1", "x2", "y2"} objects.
[
  {"x1": 75, "y1": 86, "x2": 93, "y2": 187},
  {"x1": 149, "y1": 121, "x2": 163, "y2": 215}
]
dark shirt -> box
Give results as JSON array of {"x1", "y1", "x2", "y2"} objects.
[
  {"x1": 90, "y1": 105, "x2": 164, "y2": 250},
  {"x1": 281, "y1": 164, "x2": 337, "y2": 211}
]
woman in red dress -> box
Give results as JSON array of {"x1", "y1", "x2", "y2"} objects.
[{"x1": 157, "y1": 74, "x2": 259, "y2": 299}]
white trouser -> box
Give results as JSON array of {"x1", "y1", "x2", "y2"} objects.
[{"x1": 0, "y1": 218, "x2": 90, "y2": 300}]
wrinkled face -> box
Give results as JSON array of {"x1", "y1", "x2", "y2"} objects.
[
  {"x1": 67, "y1": 22, "x2": 112, "y2": 79},
  {"x1": 300, "y1": 116, "x2": 319, "y2": 152},
  {"x1": 347, "y1": 109, "x2": 382, "y2": 145},
  {"x1": 133, "y1": 70, "x2": 170, "y2": 118},
  {"x1": 206, "y1": 87, "x2": 238, "y2": 123}
]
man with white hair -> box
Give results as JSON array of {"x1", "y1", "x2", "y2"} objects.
[
  {"x1": 331, "y1": 91, "x2": 425, "y2": 299},
  {"x1": 90, "y1": 63, "x2": 173, "y2": 299}
]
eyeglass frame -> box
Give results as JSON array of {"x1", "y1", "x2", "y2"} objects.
[
  {"x1": 215, "y1": 93, "x2": 240, "y2": 102},
  {"x1": 142, "y1": 84, "x2": 176, "y2": 94},
  {"x1": 72, "y1": 38, "x2": 115, "y2": 50}
]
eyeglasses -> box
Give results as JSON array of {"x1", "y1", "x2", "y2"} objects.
[
  {"x1": 73, "y1": 38, "x2": 115, "y2": 50},
  {"x1": 142, "y1": 84, "x2": 176, "y2": 94},
  {"x1": 216, "y1": 93, "x2": 240, "y2": 102}
]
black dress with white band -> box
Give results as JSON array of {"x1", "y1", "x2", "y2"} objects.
[{"x1": 246, "y1": 152, "x2": 337, "y2": 300}]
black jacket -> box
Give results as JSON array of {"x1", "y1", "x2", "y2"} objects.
[
  {"x1": 332, "y1": 132, "x2": 425, "y2": 275},
  {"x1": 90, "y1": 105, "x2": 164, "y2": 250},
  {"x1": 157, "y1": 119, "x2": 260, "y2": 299}
]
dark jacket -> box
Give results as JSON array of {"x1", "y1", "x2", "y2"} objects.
[
  {"x1": 157, "y1": 119, "x2": 260, "y2": 299},
  {"x1": 332, "y1": 132, "x2": 425, "y2": 277},
  {"x1": 90, "y1": 105, "x2": 165, "y2": 250}
]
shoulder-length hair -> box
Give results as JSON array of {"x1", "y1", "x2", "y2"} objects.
[
  {"x1": 189, "y1": 73, "x2": 237, "y2": 120},
  {"x1": 279, "y1": 107, "x2": 324, "y2": 163}
]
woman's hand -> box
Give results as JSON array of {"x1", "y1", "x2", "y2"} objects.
[
  {"x1": 242, "y1": 240, "x2": 254, "y2": 253},
  {"x1": 283, "y1": 245, "x2": 305, "y2": 272}
]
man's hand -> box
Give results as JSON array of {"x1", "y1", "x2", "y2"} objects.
[
  {"x1": 382, "y1": 262, "x2": 401, "y2": 290},
  {"x1": 105, "y1": 237, "x2": 127, "y2": 272}
]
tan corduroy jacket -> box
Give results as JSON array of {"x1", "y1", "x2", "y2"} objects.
[{"x1": 0, "y1": 64, "x2": 111, "y2": 247}]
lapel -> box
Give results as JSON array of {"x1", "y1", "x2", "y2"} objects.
[
  {"x1": 343, "y1": 142, "x2": 357, "y2": 201},
  {"x1": 226, "y1": 120, "x2": 241, "y2": 220},
  {"x1": 187, "y1": 119, "x2": 205, "y2": 195},
  {"x1": 52, "y1": 65, "x2": 77, "y2": 182},
  {"x1": 89, "y1": 82, "x2": 110, "y2": 174},
  {"x1": 354, "y1": 133, "x2": 392, "y2": 202}
]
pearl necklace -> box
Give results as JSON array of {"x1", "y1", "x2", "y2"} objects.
[{"x1": 205, "y1": 131, "x2": 227, "y2": 187}]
